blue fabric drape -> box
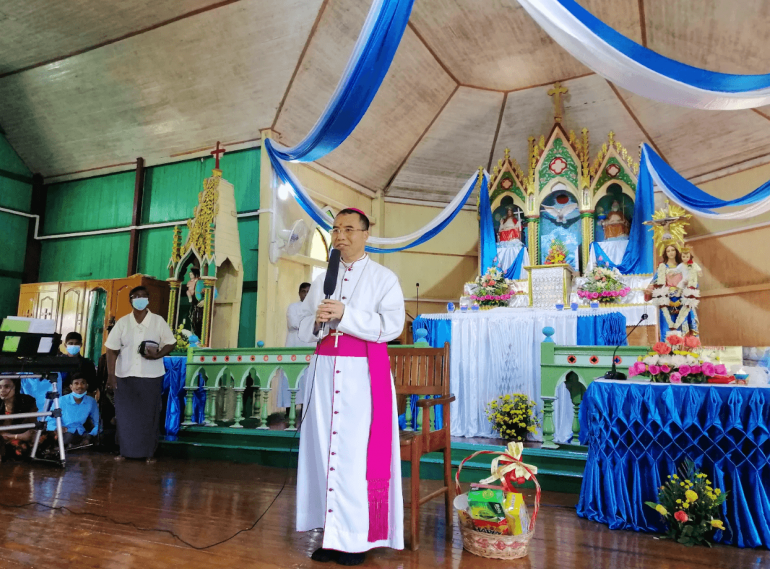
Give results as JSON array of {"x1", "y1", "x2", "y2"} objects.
[
  {"x1": 267, "y1": 144, "x2": 478, "y2": 253},
  {"x1": 412, "y1": 317, "x2": 452, "y2": 348},
  {"x1": 576, "y1": 312, "x2": 627, "y2": 346},
  {"x1": 555, "y1": 0, "x2": 770, "y2": 93},
  {"x1": 478, "y1": 174, "x2": 497, "y2": 275},
  {"x1": 578, "y1": 382, "x2": 770, "y2": 548},
  {"x1": 503, "y1": 245, "x2": 526, "y2": 280},
  {"x1": 643, "y1": 144, "x2": 770, "y2": 214},
  {"x1": 192, "y1": 371, "x2": 207, "y2": 424},
  {"x1": 597, "y1": 161, "x2": 654, "y2": 274},
  {"x1": 264, "y1": 0, "x2": 415, "y2": 163},
  {"x1": 162, "y1": 356, "x2": 187, "y2": 440}
]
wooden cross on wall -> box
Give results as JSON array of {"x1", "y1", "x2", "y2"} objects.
[
  {"x1": 211, "y1": 141, "x2": 227, "y2": 170},
  {"x1": 547, "y1": 82, "x2": 569, "y2": 123}
]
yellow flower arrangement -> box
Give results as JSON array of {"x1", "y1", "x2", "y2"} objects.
[{"x1": 485, "y1": 393, "x2": 540, "y2": 442}]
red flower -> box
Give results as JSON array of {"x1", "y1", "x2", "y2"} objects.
[
  {"x1": 674, "y1": 511, "x2": 688, "y2": 523},
  {"x1": 668, "y1": 335, "x2": 684, "y2": 346},
  {"x1": 653, "y1": 342, "x2": 671, "y2": 355}
]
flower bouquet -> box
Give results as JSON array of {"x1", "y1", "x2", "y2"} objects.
[
  {"x1": 174, "y1": 321, "x2": 192, "y2": 351},
  {"x1": 485, "y1": 394, "x2": 540, "y2": 442},
  {"x1": 628, "y1": 334, "x2": 727, "y2": 383},
  {"x1": 470, "y1": 266, "x2": 513, "y2": 308},
  {"x1": 645, "y1": 459, "x2": 727, "y2": 547},
  {"x1": 544, "y1": 237, "x2": 568, "y2": 265},
  {"x1": 577, "y1": 266, "x2": 631, "y2": 304}
]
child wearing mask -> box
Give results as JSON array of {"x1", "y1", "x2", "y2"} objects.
[
  {"x1": 62, "y1": 332, "x2": 98, "y2": 397},
  {"x1": 48, "y1": 374, "x2": 99, "y2": 448}
]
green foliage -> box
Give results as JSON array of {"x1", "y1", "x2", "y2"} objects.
[{"x1": 645, "y1": 459, "x2": 728, "y2": 547}]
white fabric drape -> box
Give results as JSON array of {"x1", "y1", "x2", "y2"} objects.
[
  {"x1": 647, "y1": 158, "x2": 770, "y2": 220},
  {"x1": 587, "y1": 240, "x2": 628, "y2": 272},
  {"x1": 517, "y1": 0, "x2": 770, "y2": 110},
  {"x1": 496, "y1": 240, "x2": 528, "y2": 275}
]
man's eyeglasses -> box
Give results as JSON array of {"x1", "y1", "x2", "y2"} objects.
[{"x1": 330, "y1": 228, "x2": 367, "y2": 236}]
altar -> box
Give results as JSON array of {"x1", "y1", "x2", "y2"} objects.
[{"x1": 415, "y1": 306, "x2": 658, "y2": 441}]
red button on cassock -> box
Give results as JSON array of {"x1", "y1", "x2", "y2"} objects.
[
  {"x1": 331, "y1": 452, "x2": 336, "y2": 455},
  {"x1": 328, "y1": 509, "x2": 333, "y2": 513},
  {"x1": 330, "y1": 467, "x2": 335, "y2": 471},
  {"x1": 335, "y1": 390, "x2": 340, "y2": 394},
  {"x1": 334, "y1": 411, "x2": 339, "y2": 414},
  {"x1": 333, "y1": 431, "x2": 337, "y2": 435}
]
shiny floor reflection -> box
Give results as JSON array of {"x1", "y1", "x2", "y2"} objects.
[{"x1": 1, "y1": 454, "x2": 768, "y2": 568}]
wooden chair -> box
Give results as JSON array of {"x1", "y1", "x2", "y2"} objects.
[{"x1": 390, "y1": 343, "x2": 455, "y2": 551}]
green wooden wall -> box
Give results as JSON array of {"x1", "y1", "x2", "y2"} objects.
[
  {"x1": 0, "y1": 133, "x2": 33, "y2": 320},
  {"x1": 38, "y1": 148, "x2": 261, "y2": 346}
]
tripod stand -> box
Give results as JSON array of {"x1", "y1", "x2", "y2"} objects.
[{"x1": 0, "y1": 373, "x2": 67, "y2": 466}]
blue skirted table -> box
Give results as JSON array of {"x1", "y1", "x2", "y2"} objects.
[{"x1": 577, "y1": 381, "x2": 770, "y2": 548}]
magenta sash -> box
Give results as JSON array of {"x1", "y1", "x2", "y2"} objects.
[{"x1": 316, "y1": 332, "x2": 392, "y2": 542}]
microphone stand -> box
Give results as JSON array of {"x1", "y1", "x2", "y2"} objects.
[{"x1": 604, "y1": 313, "x2": 649, "y2": 380}]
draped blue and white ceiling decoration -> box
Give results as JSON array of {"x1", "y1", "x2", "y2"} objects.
[
  {"x1": 518, "y1": 0, "x2": 770, "y2": 111},
  {"x1": 266, "y1": 0, "x2": 770, "y2": 255}
]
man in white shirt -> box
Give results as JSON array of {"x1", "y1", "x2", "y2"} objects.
[
  {"x1": 278, "y1": 282, "x2": 314, "y2": 417},
  {"x1": 105, "y1": 286, "x2": 176, "y2": 463}
]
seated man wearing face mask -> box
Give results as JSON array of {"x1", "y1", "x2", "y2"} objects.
[
  {"x1": 46, "y1": 374, "x2": 99, "y2": 448},
  {"x1": 61, "y1": 331, "x2": 98, "y2": 397},
  {"x1": 105, "y1": 286, "x2": 176, "y2": 463}
]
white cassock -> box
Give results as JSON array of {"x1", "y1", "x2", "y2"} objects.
[
  {"x1": 296, "y1": 254, "x2": 405, "y2": 552},
  {"x1": 277, "y1": 301, "x2": 315, "y2": 408}
]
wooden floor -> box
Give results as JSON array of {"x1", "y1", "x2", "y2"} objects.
[{"x1": 1, "y1": 454, "x2": 767, "y2": 569}]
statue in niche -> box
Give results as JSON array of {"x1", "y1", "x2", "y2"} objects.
[
  {"x1": 186, "y1": 267, "x2": 204, "y2": 338},
  {"x1": 600, "y1": 200, "x2": 630, "y2": 240},
  {"x1": 498, "y1": 206, "x2": 522, "y2": 242}
]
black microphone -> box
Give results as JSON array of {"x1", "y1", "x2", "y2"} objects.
[
  {"x1": 319, "y1": 248, "x2": 342, "y2": 340},
  {"x1": 324, "y1": 248, "x2": 341, "y2": 299},
  {"x1": 604, "y1": 312, "x2": 649, "y2": 380}
]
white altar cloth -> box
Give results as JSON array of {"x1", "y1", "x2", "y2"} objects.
[
  {"x1": 420, "y1": 306, "x2": 657, "y2": 442},
  {"x1": 587, "y1": 240, "x2": 628, "y2": 272}
]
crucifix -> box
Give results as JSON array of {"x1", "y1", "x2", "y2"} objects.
[
  {"x1": 547, "y1": 82, "x2": 569, "y2": 123},
  {"x1": 330, "y1": 330, "x2": 343, "y2": 348},
  {"x1": 210, "y1": 141, "x2": 227, "y2": 170}
]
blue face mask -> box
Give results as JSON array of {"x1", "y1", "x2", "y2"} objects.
[
  {"x1": 66, "y1": 345, "x2": 81, "y2": 355},
  {"x1": 132, "y1": 298, "x2": 150, "y2": 310},
  {"x1": 71, "y1": 390, "x2": 87, "y2": 399}
]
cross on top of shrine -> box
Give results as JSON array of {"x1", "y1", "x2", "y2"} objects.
[{"x1": 211, "y1": 141, "x2": 227, "y2": 170}]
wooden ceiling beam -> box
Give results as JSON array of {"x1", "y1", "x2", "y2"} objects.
[
  {"x1": 383, "y1": 84, "x2": 460, "y2": 194},
  {"x1": 271, "y1": 0, "x2": 331, "y2": 131},
  {"x1": 0, "y1": 0, "x2": 245, "y2": 80},
  {"x1": 607, "y1": 80, "x2": 669, "y2": 162},
  {"x1": 638, "y1": 0, "x2": 648, "y2": 47},
  {"x1": 487, "y1": 92, "x2": 508, "y2": 172}
]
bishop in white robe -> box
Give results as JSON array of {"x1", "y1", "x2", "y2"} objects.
[{"x1": 295, "y1": 209, "x2": 405, "y2": 564}]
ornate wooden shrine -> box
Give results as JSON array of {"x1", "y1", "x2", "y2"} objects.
[
  {"x1": 167, "y1": 150, "x2": 243, "y2": 348},
  {"x1": 486, "y1": 82, "x2": 640, "y2": 275}
]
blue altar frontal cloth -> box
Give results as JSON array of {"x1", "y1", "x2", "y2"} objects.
[{"x1": 577, "y1": 381, "x2": 770, "y2": 548}]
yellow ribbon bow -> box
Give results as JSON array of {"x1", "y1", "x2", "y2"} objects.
[{"x1": 479, "y1": 442, "x2": 538, "y2": 486}]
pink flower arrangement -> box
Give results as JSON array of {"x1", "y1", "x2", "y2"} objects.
[
  {"x1": 702, "y1": 362, "x2": 716, "y2": 377},
  {"x1": 660, "y1": 365, "x2": 671, "y2": 374},
  {"x1": 715, "y1": 364, "x2": 727, "y2": 375},
  {"x1": 690, "y1": 364, "x2": 702, "y2": 375},
  {"x1": 670, "y1": 372, "x2": 682, "y2": 383},
  {"x1": 470, "y1": 294, "x2": 512, "y2": 301},
  {"x1": 679, "y1": 364, "x2": 692, "y2": 376},
  {"x1": 649, "y1": 365, "x2": 661, "y2": 376}
]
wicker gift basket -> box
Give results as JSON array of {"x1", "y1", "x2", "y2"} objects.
[{"x1": 454, "y1": 444, "x2": 541, "y2": 560}]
